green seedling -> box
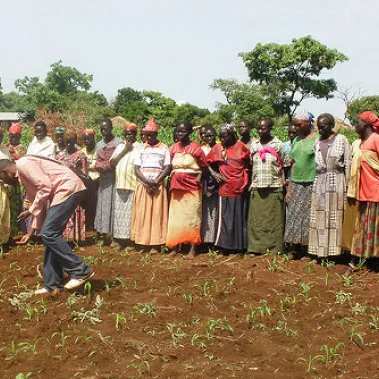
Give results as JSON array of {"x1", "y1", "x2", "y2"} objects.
[
  {"x1": 266, "y1": 256, "x2": 278, "y2": 272},
  {"x1": 205, "y1": 316, "x2": 234, "y2": 338},
  {"x1": 335, "y1": 290, "x2": 352, "y2": 304},
  {"x1": 15, "y1": 373, "x2": 35, "y2": 379},
  {"x1": 167, "y1": 323, "x2": 187, "y2": 346},
  {"x1": 52, "y1": 331, "x2": 70, "y2": 348},
  {"x1": 319, "y1": 343, "x2": 345, "y2": 367},
  {"x1": 297, "y1": 354, "x2": 323, "y2": 373},
  {"x1": 369, "y1": 314, "x2": 379, "y2": 329},
  {"x1": 342, "y1": 275, "x2": 353, "y2": 287},
  {"x1": 131, "y1": 302, "x2": 156, "y2": 321},
  {"x1": 183, "y1": 290, "x2": 194, "y2": 305},
  {"x1": 84, "y1": 282, "x2": 92, "y2": 296},
  {"x1": 349, "y1": 325, "x2": 364, "y2": 347},
  {"x1": 246, "y1": 300, "x2": 271, "y2": 323},
  {"x1": 114, "y1": 313, "x2": 127, "y2": 330}
]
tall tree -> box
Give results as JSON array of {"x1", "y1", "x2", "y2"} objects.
[
  {"x1": 239, "y1": 35, "x2": 348, "y2": 122},
  {"x1": 347, "y1": 96, "x2": 379, "y2": 124}
]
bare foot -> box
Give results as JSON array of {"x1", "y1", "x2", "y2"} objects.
[
  {"x1": 150, "y1": 247, "x2": 160, "y2": 255},
  {"x1": 168, "y1": 250, "x2": 179, "y2": 257}
]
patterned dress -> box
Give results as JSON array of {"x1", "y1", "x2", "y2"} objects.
[
  {"x1": 308, "y1": 134, "x2": 351, "y2": 257},
  {"x1": 56, "y1": 149, "x2": 88, "y2": 242}
]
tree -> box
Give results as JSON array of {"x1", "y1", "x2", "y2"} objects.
[
  {"x1": 239, "y1": 35, "x2": 348, "y2": 122},
  {"x1": 45, "y1": 60, "x2": 93, "y2": 94},
  {"x1": 347, "y1": 96, "x2": 379, "y2": 124},
  {"x1": 210, "y1": 78, "x2": 275, "y2": 124}
]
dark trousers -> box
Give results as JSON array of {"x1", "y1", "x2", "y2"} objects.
[{"x1": 41, "y1": 191, "x2": 91, "y2": 290}]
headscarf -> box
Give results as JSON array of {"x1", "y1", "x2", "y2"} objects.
[
  {"x1": 83, "y1": 128, "x2": 96, "y2": 136},
  {"x1": 143, "y1": 118, "x2": 158, "y2": 133},
  {"x1": 55, "y1": 126, "x2": 66, "y2": 134},
  {"x1": 125, "y1": 123, "x2": 138, "y2": 132},
  {"x1": 294, "y1": 110, "x2": 315, "y2": 129},
  {"x1": 359, "y1": 111, "x2": 379, "y2": 132},
  {"x1": 9, "y1": 123, "x2": 22, "y2": 135}
]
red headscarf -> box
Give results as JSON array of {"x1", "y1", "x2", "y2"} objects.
[
  {"x1": 359, "y1": 111, "x2": 379, "y2": 132},
  {"x1": 9, "y1": 123, "x2": 22, "y2": 135},
  {"x1": 143, "y1": 118, "x2": 158, "y2": 133},
  {"x1": 83, "y1": 128, "x2": 96, "y2": 136},
  {"x1": 125, "y1": 123, "x2": 138, "y2": 131}
]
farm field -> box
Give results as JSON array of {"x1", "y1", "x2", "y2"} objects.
[{"x1": 1, "y1": 242, "x2": 379, "y2": 379}]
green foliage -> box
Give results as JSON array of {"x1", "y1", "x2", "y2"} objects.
[
  {"x1": 210, "y1": 78, "x2": 275, "y2": 124},
  {"x1": 239, "y1": 35, "x2": 348, "y2": 121},
  {"x1": 347, "y1": 96, "x2": 379, "y2": 124}
]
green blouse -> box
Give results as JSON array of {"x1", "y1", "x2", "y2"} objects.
[{"x1": 290, "y1": 134, "x2": 317, "y2": 183}]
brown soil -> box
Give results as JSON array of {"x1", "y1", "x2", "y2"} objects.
[{"x1": 1, "y1": 243, "x2": 379, "y2": 378}]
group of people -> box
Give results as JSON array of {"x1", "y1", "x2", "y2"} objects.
[{"x1": 0, "y1": 110, "x2": 379, "y2": 274}]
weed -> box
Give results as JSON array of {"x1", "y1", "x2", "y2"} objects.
[
  {"x1": 342, "y1": 275, "x2": 353, "y2": 287},
  {"x1": 299, "y1": 282, "x2": 312, "y2": 301},
  {"x1": 104, "y1": 280, "x2": 111, "y2": 294},
  {"x1": 305, "y1": 262, "x2": 312, "y2": 273},
  {"x1": 356, "y1": 258, "x2": 366, "y2": 270},
  {"x1": 351, "y1": 302, "x2": 366, "y2": 315},
  {"x1": 71, "y1": 295, "x2": 103, "y2": 324},
  {"x1": 191, "y1": 334, "x2": 207, "y2": 348},
  {"x1": 127, "y1": 359, "x2": 151, "y2": 376},
  {"x1": 83, "y1": 256, "x2": 98, "y2": 265},
  {"x1": 183, "y1": 290, "x2": 194, "y2": 305},
  {"x1": 116, "y1": 276, "x2": 127, "y2": 288},
  {"x1": 15, "y1": 373, "x2": 35, "y2": 379},
  {"x1": 266, "y1": 256, "x2": 278, "y2": 272},
  {"x1": 321, "y1": 259, "x2": 335, "y2": 268}
]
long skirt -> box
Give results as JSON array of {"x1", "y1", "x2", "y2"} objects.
[
  {"x1": 248, "y1": 188, "x2": 284, "y2": 253},
  {"x1": 351, "y1": 201, "x2": 379, "y2": 258},
  {"x1": 201, "y1": 193, "x2": 219, "y2": 244},
  {"x1": 215, "y1": 195, "x2": 247, "y2": 251},
  {"x1": 166, "y1": 189, "x2": 202, "y2": 248},
  {"x1": 341, "y1": 199, "x2": 359, "y2": 251},
  {"x1": 113, "y1": 189, "x2": 134, "y2": 239},
  {"x1": 0, "y1": 183, "x2": 10, "y2": 244},
  {"x1": 131, "y1": 183, "x2": 168, "y2": 246},
  {"x1": 284, "y1": 182, "x2": 312, "y2": 245},
  {"x1": 308, "y1": 174, "x2": 347, "y2": 257},
  {"x1": 95, "y1": 173, "x2": 116, "y2": 234},
  {"x1": 63, "y1": 205, "x2": 86, "y2": 242}
]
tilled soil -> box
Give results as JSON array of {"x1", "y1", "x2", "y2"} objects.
[{"x1": 1, "y1": 243, "x2": 379, "y2": 378}]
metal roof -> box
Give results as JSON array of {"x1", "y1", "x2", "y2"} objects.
[{"x1": 0, "y1": 112, "x2": 22, "y2": 121}]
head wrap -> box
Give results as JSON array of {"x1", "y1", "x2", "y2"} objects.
[
  {"x1": 9, "y1": 123, "x2": 22, "y2": 135},
  {"x1": 125, "y1": 123, "x2": 138, "y2": 132},
  {"x1": 55, "y1": 126, "x2": 66, "y2": 134},
  {"x1": 143, "y1": 118, "x2": 158, "y2": 133},
  {"x1": 359, "y1": 111, "x2": 379, "y2": 131},
  {"x1": 83, "y1": 128, "x2": 96, "y2": 136},
  {"x1": 294, "y1": 110, "x2": 315, "y2": 129}
]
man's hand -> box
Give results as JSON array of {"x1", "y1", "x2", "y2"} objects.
[
  {"x1": 17, "y1": 210, "x2": 31, "y2": 220},
  {"x1": 16, "y1": 234, "x2": 31, "y2": 245}
]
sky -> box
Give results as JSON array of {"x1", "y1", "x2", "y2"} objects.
[{"x1": 1, "y1": 0, "x2": 379, "y2": 121}]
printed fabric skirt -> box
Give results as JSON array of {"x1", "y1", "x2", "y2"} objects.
[
  {"x1": 248, "y1": 188, "x2": 285, "y2": 253},
  {"x1": 113, "y1": 189, "x2": 134, "y2": 240},
  {"x1": 351, "y1": 201, "x2": 379, "y2": 258},
  {"x1": 166, "y1": 189, "x2": 202, "y2": 248},
  {"x1": 10, "y1": 185, "x2": 22, "y2": 236},
  {"x1": 201, "y1": 193, "x2": 219, "y2": 244},
  {"x1": 95, "y1": 172, "x2": 116, "y2": 234},
  {"x1": 341, "y1": 199, "x2": 359, "y2": 251},
  {"x1": 131, "y1": 183, "x2": 168, "y2": 246},
  {"x1": 0, "y1": 183, "x2": 10, "y2": 244},
  {"x1": 215, "y1": 194, "x2": 247, "y2": 251},
  {"x1": 284, "y1": 182, "x2": 313, "y2": 245},
  {"x1": 63, "y1": 206, "x2": 86, "y2": 242}
]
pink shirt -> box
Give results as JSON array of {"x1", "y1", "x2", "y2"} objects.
[
  {"x1": 360, "y1": 133, "x2": 379, "y2": 202},
  {"x1": 16, "y1": 156, "x2": 86, "y2": 225}
]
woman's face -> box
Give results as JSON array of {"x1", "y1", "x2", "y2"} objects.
[
  {"x1": 257, "y1": 121, "x2": 272, "y2": 139},
  {"x1": 9, "y1": 133, "x2": 21, "y2": 146},
  {"x1": 55, "y1": 133, "x2": 66, "y2": 146},
  {"x1": 124, "y1": 130, "x2": 137, "y2": 144},
  {"x1": 219, "y1": 128, "x2": 235, "y2": 148},
  {"x1": 100, "y1": 122, "x2": 113, "y2": 139},
  {"x1": 176, "y1": 125, "x2": 190, "y2": 143},
  {"x1": 201, "y1": 129, "x2": 216, "y2": 147},
  {"x1": 66, "y1": 136, "x2": 77, "y2": 153},
  {"x1": 144, "y1": 132, "x2": 158, "y2": 145},
  {"x1": 355, "y1": 118, "x2": 368, "y2": 136},
  {"x1": 83, "y1": 133, "x2": 95, "y2": 147},
  {"x1": 34, "y1": 125, "x2": 46, "y2": 141},
  {"x1": 292, "y1": 118, "x2": 309, "y2": 136},
  {"x1": 318, "y1": 118, "x2": 333, "y2": 140}
]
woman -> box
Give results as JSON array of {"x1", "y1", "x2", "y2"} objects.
[
  {"x1": 348, "y1": 111, "x2": 379, "y2": 264},
  {"x1": 81, "y1": 129, "x2": 99, "y2": 231},
  {"x1": 56, "y1": 133, "x2": 88, "y2": 242},
  {"x1": 284, "y1": 111, "x2": 318, "y2": 258},
  {"x1": 6, "y1": 123, "x2": 26, "y2": 235},
  {"x1": 54, "y1": 126, "x2": 67, "y2": 154},
  {"x1": 6, "y1": 123, "x2": 26, "y2": 160},
  {"x1": 132, "y1": 118, "x2": 170, "y2": 254},
  {"x1": 0, "y1": 129, "x2": 11, "y2": 248},
  {"x1": 166, "y1": 122, "x2": 207, "y2": 257},
  {"x1": 207, "y1": 124, "x2": 250, "y2": 252},
  {"x1": 27, "y1": 121, "x2": 55, "y2": 158},
  {"x1": 200, "y1": 125, "x2": 219, "y2": 247},
  {"x1": 249, "y1": 118, "x2": 290, "y2": 253},
  {"x1": 308, "y1": 114, "x2": 351, "y2": 258},
  {"x1": 94, "y1": 118, "x2": 121, "y2": 242},
  {"x1": 110, "y1": 123, "x2": 141, "y2": 248}
]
